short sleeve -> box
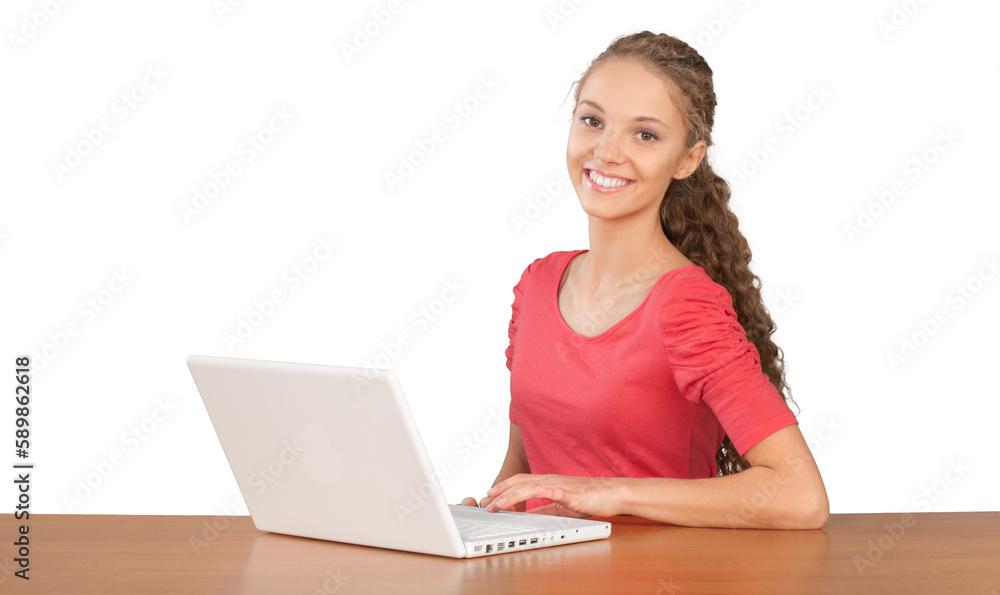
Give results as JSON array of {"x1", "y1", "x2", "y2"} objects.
[
  {"x1": 504, "y1": 280, "x2": 524, "y2": 374},
  {"x1": 659, "y1": 272, "x2": 797, "y2": 455},
  {"x1": 506, "y1": 257, "x2": 542, "y2": 426}
]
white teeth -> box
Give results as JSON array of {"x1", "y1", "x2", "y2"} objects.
[{"x1": 588, "y1": 169, "x2": 630, "y2": 189}]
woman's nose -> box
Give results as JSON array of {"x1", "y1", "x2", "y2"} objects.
[{"x1": 594, "y1": 131, "x2": 624, "y2": 164}]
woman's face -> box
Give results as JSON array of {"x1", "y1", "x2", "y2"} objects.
[{"x1": 567, "y1": 59, "x2": 705, "y2": 224}]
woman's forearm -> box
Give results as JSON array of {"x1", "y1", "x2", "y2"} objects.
[{"x1": 617, "y1": 466, "x2": 829, "y2": 530}]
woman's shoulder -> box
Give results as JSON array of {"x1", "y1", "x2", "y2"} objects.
[
  {"x1": 655, "y1": 264, "x2": 737, "y2": 322},
  {"x1": 534, "y1": 249, "x2": 586, "y2": 268},
  {"x1": 655, "y1": 266, "x2": 751, "y2": 375},
  {"x1": 513, "y1": 249, "x2": 586, "y2": 283}
]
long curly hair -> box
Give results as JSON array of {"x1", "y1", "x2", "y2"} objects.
[{"x1": 572, "y1": 31, "x2": 797, "y2": 476}]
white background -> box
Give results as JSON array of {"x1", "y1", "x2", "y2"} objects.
[{"x1": 2, "y1": 0, "x2": 998, "y2": 517}]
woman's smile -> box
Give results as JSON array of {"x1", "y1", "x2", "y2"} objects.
[{"x1": 583, "y1": 168, "x2": 635, "y2": 193}]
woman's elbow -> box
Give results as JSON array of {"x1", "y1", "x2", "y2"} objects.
[{"x1": 790, "y1": 486, "x2": 830, "y2": 530}]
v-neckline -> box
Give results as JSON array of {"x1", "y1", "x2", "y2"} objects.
[{"x1": 553, "y1": 249, "x2": 698, "y2": 341}]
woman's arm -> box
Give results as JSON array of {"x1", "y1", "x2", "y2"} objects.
[
  {"x1": 619, "y1": 425, "x2": 829, "y2": 529},
  {"x1": 486, "y1": 425, "x2": 830, "y2": 530},
  {"x1": 461, "y1": 423, "x2": 531, "y2": 511}
]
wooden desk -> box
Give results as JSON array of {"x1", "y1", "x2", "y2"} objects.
[{"x1": 2, "y1": 512, "x2": 998, "y2": 593}]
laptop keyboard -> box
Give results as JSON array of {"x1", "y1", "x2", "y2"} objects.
[{"x1": 455, "y1": 518, "x2": 539, "y2": 540}]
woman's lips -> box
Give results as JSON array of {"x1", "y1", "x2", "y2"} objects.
[{"x1": 583, "y1": 168, "x2": 635, "y2": 193}]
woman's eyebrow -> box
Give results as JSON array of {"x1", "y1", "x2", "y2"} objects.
[{"x1": 578, "y1": 99, "x2": 669, "y2": 129}]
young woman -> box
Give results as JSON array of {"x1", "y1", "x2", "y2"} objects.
[{"x1": 461, "y1": 31, "x2": 829, "y2": 530}]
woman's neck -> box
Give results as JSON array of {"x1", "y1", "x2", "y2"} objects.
[{"x1": 581, "y1": 216, "x2": 687, "y2": 299}]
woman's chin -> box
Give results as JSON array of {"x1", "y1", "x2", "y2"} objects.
[{"x1": 576, "y1": 195, "x2": 650, "y2": 223}]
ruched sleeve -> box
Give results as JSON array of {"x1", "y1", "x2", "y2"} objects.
[
  {"x1": 659, "y1": 271, "x2": 797, "y2": 456},
  {"x1": 506, "y1": 257, "x2": 542, "y2": 426},
  {"x1": 505, "y1": 284, "x2": 523, "y2": 375}
]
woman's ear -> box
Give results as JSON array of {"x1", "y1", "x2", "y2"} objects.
[{"x1": 673, "y1": 140, "x2": 708, "y2": 180}]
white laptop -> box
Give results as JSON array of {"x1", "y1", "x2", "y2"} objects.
[{"x1": 186, "y1": 355, "x2": 611, "y2": 558}]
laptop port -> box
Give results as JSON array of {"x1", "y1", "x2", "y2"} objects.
[
  {"x1": 485, "y1": 544, "x2": 493, "y2": 553},
  {"x1": 530, "y1": 538, "x2": 538, "y2": 544},
  {"x1": 497, "y1": 542, "x2": 505, "y2": 552},
  {"x1": 518, "y1": 539, "x2": 527, "y2": 546},
  {"x1": 508, "y1": 540, "x2": 515, "y2": 548}
]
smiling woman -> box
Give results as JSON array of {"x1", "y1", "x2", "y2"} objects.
[{"x1": 461, "y1": 31, "x2": 829, "y2": 530}]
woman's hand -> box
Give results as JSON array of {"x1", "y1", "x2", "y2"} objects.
[
  {"x1": 484, "y1": 473, "x2": 623, "y2": 518},
  {"x1": 459, "y1": 496, "x2": 494, "y2": 508}
]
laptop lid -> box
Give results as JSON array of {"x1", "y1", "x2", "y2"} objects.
[{"x1": 186, "y1": 355, "x2": 467, "y2": 557}]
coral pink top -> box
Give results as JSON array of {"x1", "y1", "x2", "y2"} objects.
[{"x1": 505, "y1": 250, "x2": 797, "y2": 510}]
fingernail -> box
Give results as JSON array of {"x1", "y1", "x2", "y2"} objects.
[{"x1": 495, "y1": 496, "x2": 507, "y2": 505}]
